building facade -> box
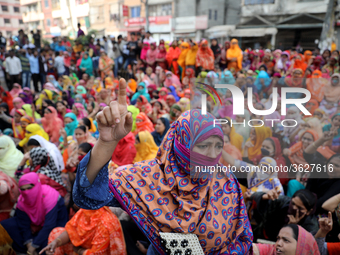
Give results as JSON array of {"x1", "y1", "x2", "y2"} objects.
[
  {"x1": 235, "y1": 0, "x2": 336, "y2": 50},
  {"x1": 21, "y1": 0, "x2": 89, "y2": 39},
  {"x1": 0, "y1": 0, "x2": 25, "y2": 37}
]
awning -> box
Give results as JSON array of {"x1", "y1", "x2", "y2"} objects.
[
  {"x1": 205, "y1": 25, "x2": 236, "y2": 38},
  {"x1": 231, "y1": 27, "x2": 277, "y2": 37}
]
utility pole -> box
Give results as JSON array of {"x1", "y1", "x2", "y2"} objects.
[
  {"x1": 319, "y1": 0, "x2": 336, "y2": 51},
  {"x1": 141, "y1": 0, "x2": 149, "y2": 31}
]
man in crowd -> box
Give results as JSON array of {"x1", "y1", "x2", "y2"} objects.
[
  {"x1": 5, "y1": 49, "x2": 21, "y2": 90},
  {"x1": 19, "y1": 48, "x2": 30, "y2": 88}
]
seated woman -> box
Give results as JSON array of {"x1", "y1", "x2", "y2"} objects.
[
  {"x1": 0, "y1": 173, "x2": 68, "y2": 255},
  {"x1": 41, "y1": 207, "x2": 125, "y2": 255},
  {"x1": 22, "y1": 147, "x2": 66, "y2": 197},
  {"x1": 28, "y1": 135, "x2": 65, "y2": 172},
  {"x1": 0, "y1": 171, "x2": 19, "y2": 222},
  {"x1": 322, "y1": 113, "x2": 340, "y2": 153},
  {"x1": 111, "y1": 132, "x2": 137, "y2": 168},
  {"x1": 72, "y1": 79, "x2": 253, "y2": 255},
  {"x1": 0, "y1": 135, "x2": 24, "y2": 178},
  {"x1": 134, "y1": 131, "x2": 159, "y2": 163},
  {"x1": 134, "y1": 112, "x2": 154, "y2": 135},
  {"x1": 18, "y1": 123, "x2": 49, "y2": 148},
  {"x1": 222, "y1": 151, "x2": 284, "y2": 197},
  {"x1": 243, "y1": 126, "x2": 272, "y2": 162},
  {"x1": 253, "y1": 224, "x2": 320, "y2": 255},
  {"x1": 283, "y1": 130, "x2": 319, "y2": 196},
  {"x1": 250, "y1": 187, "x2": 318, "y2": 242},
  {"x1": 41, "y1": 106, "x2": 63, "y2": 145},
  {"x1": 246, "y1": 137, "x2": 288, "y2": 187},
  {"x1": 151, "y1": 117, "x2": 170, "y2": 146},
  {"x1": 74, "y1": 125, "x2": 97, "y2": 145}
]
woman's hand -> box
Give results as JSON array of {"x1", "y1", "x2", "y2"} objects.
[
  {"x1": 319, "y1": 211, "x2": 333, "y2": 234},
  {"x1": 39, "y1": 240, "x2": 58, "y2": 255},
  {"x1": 97, "y1": 79, "x2": 133, "y2": 144},
  {"x1": 283, "y1": 148, "x2": 291, "y2": 156},
  {"x1": 262, "y1": 190, "x2": 280, "y2": 200},
  {"x1": 287, "y1": 209, "x2": 306, "y2": 224},
  {"x1": 59, "y1": 128, "x2": 67, "y2": 139},
  {"x1": 244, "y1": 140, "x2": 254, "y2": 148}
]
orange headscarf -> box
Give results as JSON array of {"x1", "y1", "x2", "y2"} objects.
[
  {"x1": 305, "y1": 99, "x2": 319, "y2": 115},
  {"x1": 246, "y1": 126, "x2": 272, "y2": 161},
  {"x1": 196, "y1": 39, "x2": 215, "y2": 70},
  {"x1": 227, "y1": 39, "x2": 243, "y2": 72},
  {"x1": 293, "y1": 54, "x2": 308, "y2": 71},
  {"x1": 304, "y1": 50, "x2": 313, "y2": 64},
  {"x1": 135, "y1": 112, "x2": 154, "y2": 134},
  {"x1": 65, "y1": 207, "x2": 126, "y2": 254},
  {"x1": 177, "y1": 42, "x2": 190, "y2": 79},
  {"x1": 128, "y1": 79, "x2": 137, "y2": 93}
]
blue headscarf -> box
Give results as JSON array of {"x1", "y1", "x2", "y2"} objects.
[
  {"x1": 131, "y1": 82, "x2": 151, "y2": 102},
  {"x1": 59, "y1": 112, "x2": 79, "y2": 142},
  {"x1": 217, "y1": 70, "x2": 235, "y2": 94},
  {"x1": 254, "y1": 70, "x2": 271, "y2": 92},
  {"x1": 151, "y1": 117, "x2": 170, "y2": 146}
]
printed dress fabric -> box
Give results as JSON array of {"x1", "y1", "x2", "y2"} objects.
[{"x1": 73, "y1": 109, "x2": 253, "y2": 255}]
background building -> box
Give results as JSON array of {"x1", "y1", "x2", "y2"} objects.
[{"x1": 0, "y1": 0, "x2": 25, "y2": 37}]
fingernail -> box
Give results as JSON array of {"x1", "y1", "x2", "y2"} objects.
[
  {"x1": 116, "y1": 118, "x2": 120, "y2": 123},
  {"x1": 111, "y1": 125, "x2": 115, "y2": 128}
]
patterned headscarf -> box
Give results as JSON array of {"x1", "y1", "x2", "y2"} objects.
[
  {"x1": 29, "y1": 147, "x2": 65, "y2": 187},
  {"x1": 109, "y1": 110, "x2": 252, "y2": 254}
]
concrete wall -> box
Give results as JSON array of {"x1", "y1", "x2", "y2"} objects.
[{"x1": 241, "y1": 0, "x2": 329, "y2": 18}]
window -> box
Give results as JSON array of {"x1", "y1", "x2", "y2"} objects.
[
  {"x1": 6, "y1": 31, "x2": 11, "y2": 36},
  {"x1": 27, "y1": 4, "x2": 38, "y2": 12},
  {"x1": 4, "y1": 18, "x2": 10, "y2": 24},
  {"x1": 51, "y1": 0, "x2": 60, "y2": 10},
  {"x1": 90, "y1": 6, "x2": 104, "y2": 24},
  {"x1": 214, "y1": 10, "x2": 217, "y2": 20},
  {"x1": 149, "y1": 3, "x2": 172, "y2": 17},
  {"x1": 44, "y1": 0, "x2": 49, "y2": 8},
  {"x1": 14, "y1": 7, "x2": 20, "y2": 12},
  {"x1": 208, "y1": 9, "x2": 212, "y2": 20},
  {"x1": 19, "y1": 19, "x2": 23, "y2": 24},
  {"x1": 244, "y1": 0, "x2": 274, "y2": 4},
  {"x1": 46, "y1": 18, "x2": 51, "y2": 26},
  {"x1": 1, "y1": 5, "x2": 8, "y2": 11},
  {"x1": 130, "y1": 6, "x2": 141, "y2": 18}
]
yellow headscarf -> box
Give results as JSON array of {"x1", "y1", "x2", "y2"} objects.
[
  {"x1": 35, "y1": 89, "x2": 53, "y2": 110},
  {"x1": 63, "y1": 76, "x2": 73, "y2": 90},
  {"x1": 179, "y1": 98, "x2": 190, "y2": 111},
  {"x1": 185, "y1": 42, "x2": 198, "y2": 66},
  {"x1": 227, "y1": 38, "x2": 243, "y2": 71},
  {"x1": 134, "y1": 131, "x2": 159, "y2": 163},
  {"x1": 18, "y1": 123, "x2": 49, "y2": 147},
  {"x1": 22, "y1": 104, "x2": 41, "y2": 119},
  {"x1": 88, "y1": 117, "x2": 97, "y2": 133},
  {"x1": 93, "y1": 79, "x2": 102, "y2": 93},
  {"x1": 245, "y1": 126, "x2": 272, "y2": 161},
  {"x1": 225, "y1": 117, "x2": 243, "y2": 152}
]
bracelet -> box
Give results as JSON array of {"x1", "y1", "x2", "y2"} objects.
[{"x1": 56, "y1": 238, "x2": 62, "y2": 246}]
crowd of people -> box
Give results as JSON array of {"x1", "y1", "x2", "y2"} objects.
[{"x1": 1, "y1": 26, "x2": 340, "y2": 254}]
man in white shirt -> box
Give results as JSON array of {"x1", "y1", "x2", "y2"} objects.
[
  {"x1": 5, "y1": 50, "x2": 22, "y2": 90},
  {"x1": 142, "y1": 31, "x2": 155, "y2": 44},
  {"x1": 54, "y1": 51, "x2": 65, "y2": 77}
]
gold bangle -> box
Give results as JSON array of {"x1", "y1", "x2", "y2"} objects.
[{"x1": 56, "y1": 238, "x2": 62, "y2": 246}]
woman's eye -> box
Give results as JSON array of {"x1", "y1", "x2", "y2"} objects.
[{"x1": 197, "y1": 145, "x2": 208, "y2": 149}]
